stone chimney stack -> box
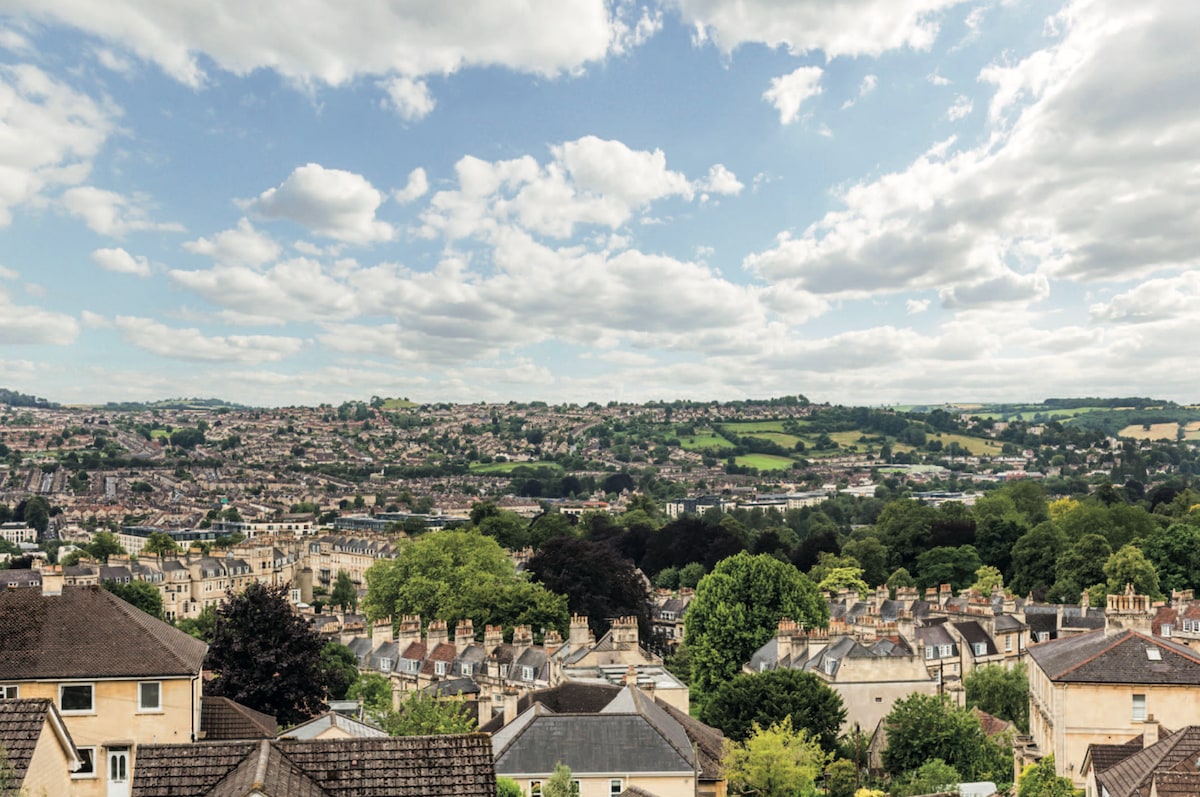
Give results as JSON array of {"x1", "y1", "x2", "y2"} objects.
[
  {"x1": 511, "y1": 624, "x2": 533, "y2": 648},
  {"x1": 41, "y1": 566, "x2": 64, "y2": 596},
  {"x1": 397, "y1": 615, "x2": 422, "y2": 647},
  {"x1": 502, "y1": 687, "x2": 519, "y2": 726},
  {"x1": 776, "y1": 618, "x2": 797, "y2": 662},
  {"x1": 543, "y1": 629, "x2": 564, "y2": 655},
  {"x1": 1144, "y1": 715, "x2": 1160, "y2": 748},
  {"x1": 426, "y1": 619, "x2": 449, "y2": 648},
  {"x1": 372, "y1": 617, "x2": 395, "y2": 646},
  {"x1": 569, "y1": 614, "x2": 591, "y2": 647},
  {"x1": 484, "y1": 624, "x2": 504, "y2": 649},
  {"x1": 610, "y1": 616, "x2": 639, "y2": 647},
  {"x1": 623, "y1": 665, "x2": 638, "y2": 687},
  {"x1": 454, "y1": 620, "x2": 475, "y2": 654}
]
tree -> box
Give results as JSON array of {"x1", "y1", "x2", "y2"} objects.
[
  {"x1": 204, "y1": 582, "x2": 328, "y2": 726},
  {"x1": 1010, "y1": 522, "x2": 1067, "y2": 598},
  {"x1": 874, "y1": 499, "x2": 936, "y2": 572},
  {"x1": 1139, "y1": 523, "x2": 1200, "y2": 594},
  {"x1": 86, "y1": 530, "x2": 126, "y2": 563},
  {"x1": 320, "y1": 642, "x2": 358, "y2": 701},
  {"x1": 685, "y1": 552, "x2": 827, "y2": 703},
  {"x1": 176, "y1": 604, "x2": 217, "y2": 641},
  {"x1": 965, "y1": 663, "x2": 1029, "y2": 733},
  {"x1": 103, "y1": 579, "x2": 164, "y2": 619},
  {"x1": 23, "y1": 496, "x2": 50, "y2": 536},
  {"x1": 841, "y1": 536, "x2": 889, "y2": 588},
  {"x1": 331, "y1": 570, "x2": 358, "y2": 613},
  {"x1": 891, "y1": 759, "x2": 961, "y2": 797},
  {"x1": 915, "y1": 545, "x2": 981, "y2": 591},
  {"x1": 881, "y1": 693, "x2": 1010, "y2": 783},
  {"x1": 527, "y1": 536, "x2": 650, "y2": 640},
  {"x1": 885, "y1": 567, "x2": 916, "y2": 595},
  {"x1": 142, "y1": 531, "x2": 180, "y2": 556},
  {"x1": 825, "y1": 758, "x2": 859, "y2": 797},
  {"x1": 169, "y1": 427, "x2": 206, "y2": 449},
  {"x1": 348, "y1": 672, "x2": 393, "y2": 718},
  {"x1": 496, "y1": 778, "x2": 523, "y2": 797},
  {"x1": 971, "y1": 565, "x2": 1004, "y2": 595},
  {"x1": 542, "y1": 762, "x2": 575, "y2": 797},
  {"x1": 376, "y1": 690, "x2": 476, "y2": 736},
  {"x1": 700, "y1": 670, "x2": 845, "y2": 752},
  {"x1": 1049, "y1": 533, "x2": 1112, "y2": 603},
  {"x1": 817, "y1": 567, "x2": 870, "y2": 596},
  {"x1": 723, "y1": 716, "x2": 828, "y2": 797},
  {"x1": 1105, "y1": 544, "x2": 1161, "y2": 599},
  {"x1": 679, "y1": 561, "x2": 706, "y2": 589},
  {"x1": 1017, "y1": 756, "x2": 1075, "y2": 797}
]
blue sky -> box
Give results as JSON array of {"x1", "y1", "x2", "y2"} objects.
[{"x1": 0, "y1": 0, "x2": 1197, "y2": 407}]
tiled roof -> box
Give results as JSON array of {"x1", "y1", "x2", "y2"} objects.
[
  {"x1": 132, "y1": 734, "x2": 497, "y2": 797},
  {"x1": 954, "y1": 621, "x2": 998, "y2": 656},
  {"x1": 1086, "y1": 737, "x2": 1147, "y2": 775},
  {"x1": 0, "y1": 698, "x2": 72, "y2": 786},
  {"x1": 1028, "y1": 630, "x2": 1200, "y2": 684},
  {"x1": 0, "y1": 585, "x2": 208, "y2": 679},
  {"x1": 1096, "y1": 727, "x2": 1200, "y2": 797},
  {"x1": 201, "y1": 696, "x2": 279, "y2": 740},
  {"x1": 278, "y1": 711, "x2": 387, "y2": 740}
]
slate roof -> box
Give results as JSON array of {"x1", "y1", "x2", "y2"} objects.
[
  {"x1": 1095, "y1": 727, "x2": 1200, "y2": 797},
  {"x1": 132, "y1": 734, "x2": 498, "y2": 797},
  {"x1": 421, "y1": 676, "x2": 480, "y2": 697},
  {"x1": 0, "y1": 570, "x2": 41, "y2": 588},
  {"x1": 200, "y1": 696, "x2": 279, "y2": 740},
  {"x1": 0, "y1": 584, "x2": 208, "y2": 679},
  {"x1": 278, "y1": 711, "x2": 387, "y2": 740},
  {"x1": 993, "y1": 614, "x2": 1025, "y2": 632},
  {"x1": 1027, "y1": 630, "x2": 1200, "y2": 684},
  {"x1": 0, "y1": 698, "x2": 78, "y2": 786},
  {"x1": 1086, "y1": 736, "x2": 1148, "y2": 776},
  {"x1": 493, "y1": 686, "x2": 695, "y2": 776},
  {"x1": 954, "y1": 621, "x2": 998, "y2": 657}
]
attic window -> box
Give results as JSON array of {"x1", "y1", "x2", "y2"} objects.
[{"x1": 1147, "y1": 648, "x2": 1162, "y2": 661}]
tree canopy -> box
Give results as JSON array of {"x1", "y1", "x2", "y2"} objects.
[
  {"x1": 964, "y1": 663, "x2": 1029, "y2": 733},
  {"x1": 376, "y1": 691, "x2": 476, "y2": 737},
  {"x1": 103, "y1": 579, "x2": 164, "y2": 619},
  {"x1": 204, "y1": 582, "x2": 329, "y2": 726},
  {"x1": 700, "y1": 669, "x2": 845, "y2": 752},
  {"x1": 881, "y1": 693, "x2": 1011, "y2": 784},
  {"x1": 685, "y1": 552, "x2": 827, "y2": 703},
  {"x1": 526, "y1": 535, "x2": 650, "y2": 640},
  {"x1": 723, "y1": 716, "x2": 828, "y2": 797}
]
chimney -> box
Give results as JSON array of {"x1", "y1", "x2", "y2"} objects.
[
  {"x1": 476, "y1": 693, "x2": 493, "y2": 727},
  {"x1": 1144, "y1": 715, "x2": 1160, "y2": 748},
  {"x1": 427, "y1": 619, "x2": 449, "y2": 648},
  {"x1": 511, "y1": 624, "x2": 533, "y2": 648},
  {"x1": 372, "y1": 617, "x2": 394, "y2": 646},
  {"x1": 454, "y1": 620, "x2": 475, "y2": 654},
  {"x1": 623, "y1": 664, "x2": 638, "y2": 687},
  {"x1": 776, "y1": 618, "x2": 796, "y2": 663},
  {"x1": 41, "y1": 566, "x2": 64, "y2": 596},
  {"x1": 610, "y1": 616, "x2": 639, "y2": 647},
  {"x1": 569, "y1": 614, "x2": 590, "y2": 647},
  {"x1": 502, "y1": 687, "x2": 519, "y2": 725},
  {"x1": 543, "y1": 630, "x2": 564, "y2": 655},
  {"x1": 896, "y1": 610, "x2": 915, "y2": 643},
  {"x1": 397, "y1": 615, "x2": 422, "y2": 647},
  {"x1": 484, "y1": 624, "x2": 504, "y2": 649}
]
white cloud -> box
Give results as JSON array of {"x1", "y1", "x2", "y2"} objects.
[
  {"x1": 907, "y1": 298, "x2": 931, "y2": 314},
  {"x1": 677, "y1": 0, "x2": 969, "y2": 58},
  {"x1": 699, "y1": 164, "x2": 744, "y2": 195},
  {"x1": 0, "y1": 64, "x2": 114, "y2": 225},
  {"x1": 378, "y1": 76, "x2": 435, "y2": 121},
  {"x1": 928, "y1": 70, "x2": 952, "y2": 85},
  {"x1": 0, "y1": 288, "x2": 78, "y2": 345},
  {"x1": 183, "y1": 218, "x2": 280, "y2": 267},
  {"x1": 393, "y1": 168, "x2": 429, "y2": 204},
  {"x1": 763, "y1": 66, "x2": 823, "y2": 125},
  {"x1": 169, "y1": 258, "x2": 361, "y2": 323},
  {"x1": 0, "y1": 27, "x2": 32, "y2": 53},
  {"x1": 61, "y1": 186, "x2": 183, "y2": 237},
  {"x1": 745, "y1": 0, "x2": 1200, "y2": 302},
  {"x1": 10, "y1": 0, "x2": 629, "y2": 89},
  {"x1": 842, "y1": 73, "x2": 878, "y2": 108},
  {"x1": 112, "y1": 315, "x2": 304, "y2": 363},
  {"x1": 946, "y1": 94, "x2": 973, "y2": 120},
  {"x1": 91, "y1": 247, "x2": 150, "y2": 277},
  {"x1": 1089, "y1": 271, "x2": 1200, "y2": 324},
  {"x1": 246, "y1": 164, "x2": 394, "y2": 244},
  {"x1": 939, "y1": 270, "x2": 1049, "y2": 308}
]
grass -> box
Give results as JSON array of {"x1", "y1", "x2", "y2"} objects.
[
  {"x1": 468, "y1": 461, "x2": 562, "y2": 474},
  {"x1": 1118, "y1": 423, "x2": 1183, "y2": 441},
  {"x1": 742, "y1": 431, "x2": 804, "y2": 448},
  {"x1": 735, "y1": 454, "x2": 796, "y2": 471},
  {"x1": 678, "y1": 432, "x2": 734, "y2": 450},
  {"x1": 380, "y1": 398, "x2": 418, "y2": 410},
  {"x1": 724, "y1": 420, "x2": 791, "y2": 433},
  {"x1": 150, "y1": 429, "x2": 170, "y2": 439},
  {"x1": 929, "y1": 432, "x2": 1005, "y2": 456}
]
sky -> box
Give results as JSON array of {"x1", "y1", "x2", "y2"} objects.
[{"x1": 0, "y1": 0, "x2": 1197, "y2": 408}]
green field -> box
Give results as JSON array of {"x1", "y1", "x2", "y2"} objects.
[
  {"x1": 468, "y1": 461, "x2": 562, "y2": 474},
  {"x1": 678, "y1": 432, "x2": 734, "y2": 450},
  {"x1": 150, "y1": 429, "x2": 169, "y2": 439},
  {"x1": 724, "y1": 420, "x2": 791, "y2": 433},
  {"x1": 381, "y1": 398, "x2": 418, "y2": 410},
  {"x1": 929, "y1": 432, "x2": 1005, "y2": 456},
  {"x1": 735, "y1": 453, "x2": 796, "y2": 471},
  {"x1": 971, "y1": 406, "x2": 1106, "y2": 421},
  {"x1": 743, "y1": 431, "x2": 803, "y2": 447}
]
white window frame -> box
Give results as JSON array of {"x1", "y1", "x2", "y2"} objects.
[
  {"x1": 0, "y1": 684, "x2": 18, "y2": 699},
  {"x1": 925, "y1": 645, "x2": 934, "y2": 660},
  {"x1": 59, "y1": 683, "x2": 95, "y2": 714},
  {"x1": 1005, "y1": 635, "x2": 1013, "y2": 652},
  {"x1": 521, "y1": 666, "x2": 534, "y2": 681},
  {"x1": 1162, "y1": 624, "x2": 1173, "y2": 637},
  {"x1": 939, "y1": 644, "x2": 952, "y2": 657},
  {"x1": 973, "y1": 642, "x2": 987, "y2": 656},
  {"x1": 138, "y1": 681, "x2": 162, "y2": 712},
  {"x1": 610, "y1": 779, "x2": 623, "y2": 796},
  {"x1": 435, "y1": 661, "x2": 448, "y2": 676},
  {"x1": 72, "y1": 746, "x2": 97, "y2": 779},
  {"x1": 1132, "y1": 693, "x2": 1147, "y2": 721},
  {"x1": 379, "y1": 658, "x2": 392, "y2": 673}
]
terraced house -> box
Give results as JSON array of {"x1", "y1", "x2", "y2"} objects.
[{"x1": 0, "y1": 571, "x2": 207, "y2": 797}]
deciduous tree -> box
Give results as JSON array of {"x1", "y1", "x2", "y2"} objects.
[
  {"x1": 965, "y1": 663, "x2": 1029, "y2": 733},
  {"x1": 103, "y1": 579, "x2": 164, "y2": 619},
  {"x1": 881, "y1": 693, "x2": 1010, "y2": 783},
  {"x1": 331, "y1": 569, "x2": 358, "y2": 613},
  {"x1": 376, "y1": 691, "x2": 476, "y2": 736},
  {"x1": 723, "y1": 716, "x2": 828, "y2": 797},
  {"x1": 700, "y1": 670, "x2": 845, "y2": 752},
  {"x1": 526, "y1": 536, "x2": 650, "y2": 640}
]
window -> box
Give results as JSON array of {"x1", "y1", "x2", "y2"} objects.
[
  {"x1": 610, "y1": 779, "x2": 623, "y2": 796},
  {"x1": 874, "y1": 696, "x2": 883, "y2": 703},
  {"x1": 1133, "y1": 694, "x2": 1147, "y2": 721},
  {"x1": 662, "y1": 611, "x2": 675, "y2": 621},
  {"x1": 0, "y1": 685, "x2": 17, "y2": 699},
  {"x1": 379, "y1": 658, "x2": 392, "y2": 673},
  {"x1": 461, "y1": 663, "x2": 473, "y2": 676},
  {"x1": 1005, "y1": 635, "x2": 1013, "y2": 652},
  {"x1": 59, "y1": 683, "x2": 94, "y2": 713},
  {"x1": 529, "y1": 780, "x2": 542, "y2": 796},
  {"x1": 571, "y1": 781, "x2": 581, "y2": 796},
  {"x1": 824, "y1": 657, "x2": 838, "y2": 676},
  {"x1": 925, "y1": 645, "x2": 934, "y2": 660},
  {"x1": 435, "y1": 661, "x2": 448, "y2": 676},
  {"x1": 500, "y1": 664, "x2": 509, "y2": 679},
  {"x1": 1147, "y1": 648, "x2": 1162, "y2": 661},
  {"x1": 939, "y1": 644, "x2": 952, "y2": 657},
  {"x1": 72, "y1": 747, "x2": 97, "y2": 779},
  {"x1": 138, "y1": 681, "x2": 161, "y2": 711},
  {"x1": 973, "y1": 642, "x2": 987, "y2": 656},
  {"x1": 1163, "y1": 624, "x2": 1173, "y2": 637},
  {"x1": 521, "y1": 666, "x2": 534, "y2": 681}
]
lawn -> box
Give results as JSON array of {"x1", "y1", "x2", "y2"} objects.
[
  {"x1": 468, "y1": 461, "x2": 562, "y2": 474},
  {"x1": 678, "y1": 432, "x2": 735, "y2": 450},
  {"x1": 929, "y1": 432, "x2": 1005, "y2": 456},
  {"x1": 380, "y1": 398, "x2": 418, "y2": 409},
  {"x1": 735, "y1": 454, "x2": 796, "y2": 471},
  {"x1": 724, "y1": 420, "x2": 791, "y2": 433},
  {"x1": 1118, "y1": 423, "x2": 1183, "y2": 441},
  {"x1": 149, "y1": 429, "x2": 170, "y2": 439},
  {"x1": 742, "y1": 431, "x2": 804, "y2": 448}
]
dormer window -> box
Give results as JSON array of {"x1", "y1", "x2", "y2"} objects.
[
  {"x1": 435, "y1": 661, "x2": 448, "y2": 676},
  {"x1": 824, "y1": 657, "x2": 837, "y2": 676},
  {"x1": 973, "y1": 642, "x2": 986, "y2": 656}
]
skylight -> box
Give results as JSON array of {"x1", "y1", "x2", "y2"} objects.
[{"x1": 1146, "y1": 648, "x2": 1162, "y2": 661}]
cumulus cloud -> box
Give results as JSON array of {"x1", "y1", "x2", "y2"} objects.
[
  {"x1": 91, "y1": 247, "x2": 150, "y2": 277},
  {"x1": 1089, "y1": 272, "x2": 1200, "y2": 324},
  {"x1": 183, "y1": 218, "x2": 280, "y2": 267},
  {"x1": 61, "y1": 187, "x2": 183, "y2": 237},
  {"x1": 699, "y1": 164, "x2": 744, "y2": 195},
  {"x1": 939, "y1": 270, "x2": 1050, "y2": 308},
  {"x1": 0, "y1": 288, "x2": 78, "y2": 345},
  {"x1": 744, "y1": 0, "x2": 1200, "y2": 303},
  {"x1": 378, "y1": 76, "x2": 435, "y2": 121},
  {"x1": 393, "y1": 168, "x2": 429, "y2": 204},
  {"x1": 246, "y1": 164, "x2": 394, "y2": 244},
  {"x1": 946, "y1": 94, "x2": 973, "y2": 120},
  {"x1": 0, "y1": 64, "x2": 114, "y2": 225},
  {"x1": 677, "y1": 0, "x2": 969, "y2": 58},
  {"x1": 907, "y1": 298, "x2": 931, "y2": 314},
  {"x1": 842, "y1": 73, "x2": 878, "y2": 108},
  {"x1": 763, "y1": 66, "x2": 823, "y2": 124},
  {"x1": 10, "y1": 0, "x2": 629, "y2": 93},
  {"x1": 112, "y1": 315, "x2": 304, "y2": 363}
]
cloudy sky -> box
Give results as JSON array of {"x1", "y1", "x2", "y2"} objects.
[{"x1": 0, "y1": 0, "x2": 1196, "y2": 407}]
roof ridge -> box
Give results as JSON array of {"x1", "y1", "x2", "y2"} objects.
[
  {"x1": 1049, "y1": 629, "x2": 1118, "y2": 680},
  {"x1": 1131, "y1": 630, "x2": 1200, "y2": 666}
]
